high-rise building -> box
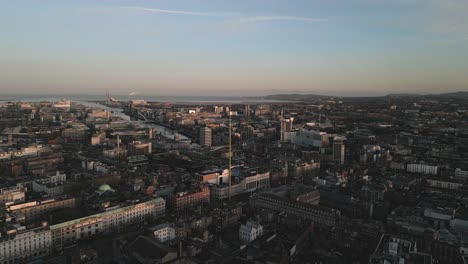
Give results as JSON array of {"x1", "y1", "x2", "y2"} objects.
[
  {"x1": 200, "y1": 127, "x2": 212, "y2": 147},
  {"x1": 244, "y1": 104, "x2": 250, "y2": 120},
  {"x1": 280, "y1": 111, "x2": 294, "y2": 142},
  {"x1": 333, "y1": 136, "x2": 346, "y2": 165},
  {"x1": 148, "y1": 128, "x2": 155, "y2": 139}
]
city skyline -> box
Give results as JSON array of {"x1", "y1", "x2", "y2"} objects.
[{"x1": 1, "y1": 0, "x2": 468, "y2": 97}]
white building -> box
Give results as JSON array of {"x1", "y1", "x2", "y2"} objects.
[
  {"x1": 50, "y1": 198, "x2": 165, "y2": 248},
  {"x1": 8, "y1": 145, "x2": 45, "y2": 159},
  {"x1": 131, "y1": 100, "x2": 147, "y2": 106},
  {"x1": 48, "y1": 171, "x2": 67, "y2": 184},
  {"x1": 103, "y1": 148, "x2": 127, "y2": 159},
  {"x1": 211, "y1": 181, "x2": 246, "y2": 201},
  {"x1": 280, "y1": 117, "x2": 294, "y2": 142},
  {"x1": 455, "y1": 168, "x2": 468, "y2": 180},
  {"x1": 244, "y1": 172, "x2": 270, "y2": 193},
  {"x1": 407, "y1": 164, "x2": 438, "y2": 175},
  {"x1": 211, "y1": 169, "x2": 270, "y2": 200},
  {"x1": 53, "y1": 100, "x2": 71, "y2": 110},
  {"x1": 0, "y1": 224, "x2": 52, "y2": 264},
  {"x1": 32, "y1": 181, "x2": 65, "y2": 197},
  {"x1": 426, "y1": 179, "x2": 463, "y2": 190},
  {"x1": 152, "y1": 223, "x2": 176, "y2": 243},
  {"x1": 32, "y1": 171, "x2": 67, "y2": 197},
  {"x1": 284, "y1": 129, "x2": 328, "y2": 148},
  {"x1": 239, "y1": 220, "x2": 263, "y2": 243}
]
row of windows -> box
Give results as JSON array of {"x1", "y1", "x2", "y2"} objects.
[{"x1": 51, "y1": 207, "x2": 161, "y2": 244}]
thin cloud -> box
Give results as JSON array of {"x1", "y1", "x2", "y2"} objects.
[
  {"x1": 122, "y1": 6, "x2": 327, "y2": 27},
  {"x1": 122, "y1": 6, "x2": 229, "y2": 17}
]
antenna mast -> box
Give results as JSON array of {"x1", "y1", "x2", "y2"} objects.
[
  {"x1": 280, "y1": 109, "x2": 284, "y2": 142},
  {"x1": 228, "y1": 108, "x2": 232, "y2": 201}
]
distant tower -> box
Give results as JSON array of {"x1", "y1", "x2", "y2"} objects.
[
  {"x1": 244, "y1": 104, "x2": 250, "y2": 120},
  {"x1": 106, "y1": 90, "x2": 110, "y2": 104},
  {"x1": 280, "y1": 110, "x2": 294, "y2": 142},
  {"x1": 148, "y1": 128, "x2": 155, "y2": 139},
  {"x1": 333, "y1": 136, "x2": 345, "y2": 165},
  {"x1": 200, "y1": 127, "x2": 212, "y2": 147},
  {"x1": 280, "y1": 110, "x2": 284, "y2": 141}
]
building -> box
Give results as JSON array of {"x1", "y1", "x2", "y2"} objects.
[
  {"x1": 407, "y1": 164, "x2": 438, "y2": 175},
  {"x1": 53, "y1": 100, "x2": 71, "y2": 110},
  {"x1": 91, "y1": 132, "x2": 106, "y2": 146},
  {"x1": 32, "y1": 171, "x2": 68, "y2": 197},
  {"x1": 86, "y1": 109, "x2": 110, "y2": 121},
  {"x1": 50, "y1": 198, "x2": 165, "y2": 248},
  {"x1": 250, "y1": 193, "x2": 338, "y2": 227},
  {"x1": 168, "y1": 185, "x2": 210, "y2": 212},
  {"x1": 0, "y1": 187, "x2": 26, "y2": 204},
  {"x1": 0, "y1": 224, "x2": 52, "y2": 264},
  {"x1": 8, "y1": 197, "x2": 77, "y2": 224},
  {"x1": 455, "y1": 168, "x2": 468, "y2": 180},
  {"x1": 333, "y1": 136, "x2": 346, "y2": 165},
  {"x1": 131, "y1": 100, "x2": 147, "y2": 106},
  {"x1": 148, "y1": 128, "x2": 155, "y2": 139},
  {"x1": 128, "y1": 141, "x2": 152, "y2": 155},
  {"x1": 369, "y1": 234, "x2": 433, "y2": 264},
  {"x1": 210, "y1": 167, "x2": 270, "y2": 201},
  {"x1": 284, "y1": 129, "x2": 328, "y2": 148},
  {"x1": 61, "y1": 127, "x2": 88, "y2": 141},
  {"x1": 239, "y1": 219, "x2": 263, "y2": 243},
  {"x1": 244, "y1": 104, "x2": 250, "y2": 120},
  {"x1": 200, "y1": 127, "x2": 212, "y2": 147},
  {"x1": 151, "y1": 223, "x2": 176, "y2": 243},
  {"x1": 426, "y1": 178, "x2": 463, "y2": 190},
  {"x1": 195, "y1": 169, "x2": 224, "y2": 184},
  {"x1": 23, "y1": 152, "x2": 64, "y2": 175},
  {"x1": 103, "y1": 148, "x2": 127, "y2": 159},
  {"x1": 280, "y1": 115, "x2": 294, "y2": 142}
]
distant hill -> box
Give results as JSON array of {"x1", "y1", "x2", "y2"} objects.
[
  {"x1": 386, "y1": 93, "x2": 420, "y2": 97},
  {"x1": 437, "y1": 91, "x2": 468, "y2": 98},
  {"x1": 253, "y1": 91, "x2": 468, "y2": 101},
  {"x1": 258, "y1": 94, "x2": 333, "y2": 101}
]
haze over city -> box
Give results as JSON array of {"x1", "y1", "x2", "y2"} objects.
[
  {"x1": 1, "y1": 0, "x2": 468, "y2": 97},
  {"x1": 3, "y1": 2, "x2": 468, "y2": 264}
]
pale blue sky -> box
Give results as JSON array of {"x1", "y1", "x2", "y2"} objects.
[{"x1": 1, "y1": 0, "x2": 467, "y2": 96}]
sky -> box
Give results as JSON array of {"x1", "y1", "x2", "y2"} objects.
[{"x1": 1, "y1": 0, "x2": 468, "y2": 97}]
